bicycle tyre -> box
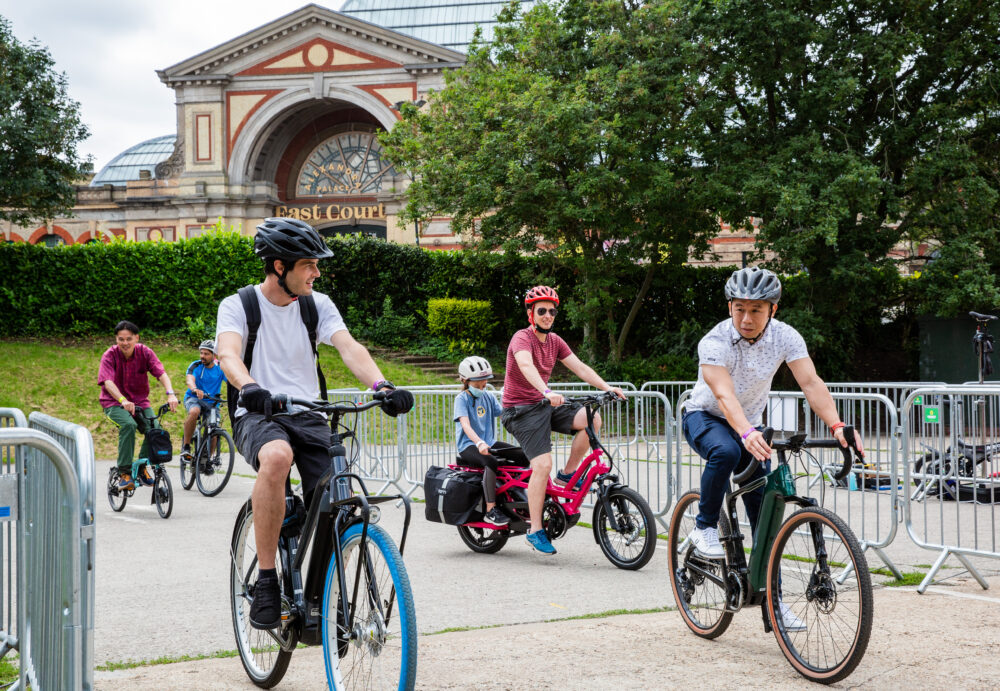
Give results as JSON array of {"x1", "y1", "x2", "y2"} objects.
[
  {"x1": 666, "y1": 490, "x2": 733, "y2": 639},
  {"x1": 196, "y1": 429, "x2": 235, "y2": 497},
  {"x1": 592, "y1": 486, "x2": 657, "y2": 570},
  {"x1": 153, "y1": 468, "x2": 173, "y2": 519},
  {"x1": 766, "y1": 506, "x2": 873, "y2": 684},
  {"x1": 457, "y1": 524, "x2": 509, "y2": 554},
  {"x1": 180, "y1": 439, "x2": 196, "y2": 490},
  {"x1": 322, "y1": 522, "x2": 417, "y2": 690},
  {"x1": 107, "y1": 467, "x2": 128, "y2": 512},
  {"x1": 230, "y1": 499, "x2": 293, "y2": 688}
]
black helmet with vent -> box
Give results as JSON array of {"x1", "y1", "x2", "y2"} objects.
[{"x1": 253, "y1": 217, "x2": 333, "y2": 260}]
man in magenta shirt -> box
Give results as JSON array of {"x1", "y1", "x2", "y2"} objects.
[
  {"x1": 98, "y1": 320, "x2": 179, "y2": 490},
  {"x1": 501, "y1": 286, "x2": 625, "y2": 555}
]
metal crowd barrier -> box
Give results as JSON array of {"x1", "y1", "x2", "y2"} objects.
[
  {"x1": 901, "y1": 385, "x2": 1000, "y2": 593},
  {"x1": 0, "y1": 423, "x2": 92, "y2": 690},
  {"x1": 0, "y1": 407, "x2": 27, "y2": 662},
  {"x1": 674, "y1": 389, "x2": 902, "y2": 577},
  {"x1": 326, "y1": 390, "x2": 408, "y2": 496}
]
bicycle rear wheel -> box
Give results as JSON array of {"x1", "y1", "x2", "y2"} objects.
[
  {"x1": 592, "y1": 486, "x2": 657, "y2": 570},
  {"x1": 766, "y1": 506, "x2": 873, "y2": 684},
  {"x1": 230, "y1": 500, "x2": 293, "y2": 688},
  {"x1": 323, "y1": 522, "x2": 417, "y2": 690},
  {"x1": 457, "y1": 524, "x2": 509, "y2": 553},
  {"x1": 196, "y1": 429, "x2": 235, "y2": 497},
  {"x1": 666, "y1": 490, "x2": 733, "y2": 639}
]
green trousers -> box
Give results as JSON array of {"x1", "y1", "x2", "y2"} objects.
[{"x1": 103, "y1": 406, "x2": 160, "y2": 471}]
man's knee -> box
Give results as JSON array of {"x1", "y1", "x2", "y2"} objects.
[
  {"x1": 186, "y1": 407, "x2": 200, "y2": 420},
  {"x1": 707, "y1": 440, "x2": 743, "y2": 472},
  {"x1": 257, "y1": 441, "x2": 293, "y2": 476},
  {"x1": 530, "y1": 454, "x2": 552, "y2": 475}
]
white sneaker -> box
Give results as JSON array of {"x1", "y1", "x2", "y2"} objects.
[
  {"x1": 689, "y1": 526, "x2": 724, "y2": 559},
  {"x1": 778, "y1": 600, "x2": 806, "y2": 632}
]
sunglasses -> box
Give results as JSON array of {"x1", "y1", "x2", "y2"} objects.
[{"x1": 535, "y1": 307, "x2": 558, "y2": 317}]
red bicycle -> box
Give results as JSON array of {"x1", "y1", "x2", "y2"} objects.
[{"x1": 452, "y1": 392, "x2": 657, "y2": 570}]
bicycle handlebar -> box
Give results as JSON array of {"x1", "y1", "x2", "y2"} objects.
[
  {"x1": 562, "y1": 390, "x2": 624, "y2": 406},
  {"x1": 970, "y1": 311, "x2": 998, "y2": 322},
  {"x1": 270, "y1": 392, "x2": 388, "y2": 418},
  {"x1": 732, "y1": 426, "x2": 859, "y2": 485}
]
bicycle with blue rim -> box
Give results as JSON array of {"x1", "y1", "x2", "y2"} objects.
[{"x1": 230, "y1": 391, "x2": 416, "y2": 689}]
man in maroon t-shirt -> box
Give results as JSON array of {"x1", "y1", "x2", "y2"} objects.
[
  {"x1": 98, "y1": 320, "x2": 178, "y2": 490},
  {"x1": 501, "y1": 285, "x2": 624, "y2": 555}
]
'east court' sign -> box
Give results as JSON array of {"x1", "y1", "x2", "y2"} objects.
[{"x1": 273, "y1": 204, "x2": 386, "y2": 222}]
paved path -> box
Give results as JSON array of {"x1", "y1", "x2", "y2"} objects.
[{"x1": 92, "y1": 458, "x2": 1000, "y2": 688}]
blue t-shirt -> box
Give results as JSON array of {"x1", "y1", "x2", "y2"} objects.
[
  {"x1": 184, "y1": 360, "x2": 227, "y2": 401},
  {"x1": 453, "y1": 389, "x2": 501, "y2": 452}
]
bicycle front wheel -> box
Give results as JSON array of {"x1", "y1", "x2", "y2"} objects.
[
  {"x1": 766, "y1": 506, "x2": 873, "y2": 684},
  {"x1": 592, "y1": 486, "x2": 657, "y2": 570},
  {"x1": 323, "y1": 522, "x2": 417, "y2": 690},
  {"x1": 230, "y1": 499, "x2": 293, "y2": 688},
  {"x1": 196, "y1": 429, "x2": 235, "y2": 497},
  {"x1": 153, "y1": 469, "x2": 173, "y2": 519},
  {"x1": 666, "y1": 490, "x2": 733, "y2": 639}
]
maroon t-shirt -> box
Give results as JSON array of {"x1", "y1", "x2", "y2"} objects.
[
  {"x1": 502, "y1": 328, "x2": 572, "y2": 407},
  {"x1": 97, "y1": 344, "x2": 166, "y2": 409}
]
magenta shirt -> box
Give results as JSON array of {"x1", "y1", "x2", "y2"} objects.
[
  {"x1": 98, "y1": 344, "x2": 166, "y2": 409},
  {"x1": 502, "y1": 328, "x2": 572, "y2": 407}
]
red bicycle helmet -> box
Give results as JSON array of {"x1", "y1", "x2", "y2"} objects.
[{"x1": 524, "y1": 285, "x2": 560, "y2": 307}]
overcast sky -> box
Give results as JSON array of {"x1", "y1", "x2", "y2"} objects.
[{"x1": 2, "y1": 1, "x2": 345, "y2": 172}]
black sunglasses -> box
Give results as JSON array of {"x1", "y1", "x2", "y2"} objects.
[{"x1": 535, "y1": 307, "x2": 558, "y2": 317}]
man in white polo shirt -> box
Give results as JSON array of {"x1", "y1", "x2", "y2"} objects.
[{"x1": 682, "y1": 267, "x2": 865, "y2": 561}]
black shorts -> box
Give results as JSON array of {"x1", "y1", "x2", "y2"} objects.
[
  {"x1": 500, "y1": 400, "x2": 583, "y2": 461},
  {"x1": 233, "y1": 411, "x2": 332, "y2": 496}
]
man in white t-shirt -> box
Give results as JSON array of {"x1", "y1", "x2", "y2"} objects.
[
  {"x1": 683, "y1": 267, "x2": 865, "y2": 581},
  {"x1": 216, "y1": 217, "x2": 413, "y2": 630}
]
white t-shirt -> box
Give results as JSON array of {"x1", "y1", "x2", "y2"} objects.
[
  {"x1": 686, "y1": 318, "x2": 809, "y2": 425},
  {"x1": 216, "y1": 285, "x2": 348, "y2": 416}
]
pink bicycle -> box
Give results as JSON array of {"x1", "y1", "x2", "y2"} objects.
[{"x1": 452, "y1": 392, "x2": 657, "y2": 570}]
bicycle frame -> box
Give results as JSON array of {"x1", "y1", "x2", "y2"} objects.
[{"x1": 259, "y1": 401, "x2": 412, "y2": 650}]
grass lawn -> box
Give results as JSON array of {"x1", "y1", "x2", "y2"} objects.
[{"x1": 0, "y1": 337, "x2": 451, "y2": 459}]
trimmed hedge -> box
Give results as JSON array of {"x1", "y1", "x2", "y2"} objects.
[
  {"x1": 0, "y1": 233, "x2": 921, "y2": 380},
  {"x1": 427, "y1": 298, "x2": 496, "y2": 352}
]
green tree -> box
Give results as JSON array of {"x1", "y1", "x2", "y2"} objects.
[
  {"x1": 0, "y1": 16, "x2": 90, "y2": 225},
  {"x1": 381, "y1": 0, "x2": 718, "y2": 361},
  {"x1": 687, "y1": 0, "x2": 1000, "y2": 368}
]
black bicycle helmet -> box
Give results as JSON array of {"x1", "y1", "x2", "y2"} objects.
[
  {"x1": 724, "y1": 267, "x2": 782, "y2": 303},
  {"x1": 253, "y1": 217, "x2": 333, "y2": 260}
]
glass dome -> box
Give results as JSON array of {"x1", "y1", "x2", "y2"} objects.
[
  {"x1": 90, "y1": 135, "x2": 177, "y2": 186},
  {"x1": 338, "y1": 0, "x2": 537, "y2": 52}
]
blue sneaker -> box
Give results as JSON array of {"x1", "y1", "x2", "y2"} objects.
[
  {"x1": 117, "y1": 474, "x2": 135, "y2": 491},
  {"x1": 555, "y1": 469, "x2": 584, "y2": 491},
  {"x1": 525, "y1": 529, "x2": 557, "y2": 555}
]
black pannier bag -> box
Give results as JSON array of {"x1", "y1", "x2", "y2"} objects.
[
  {"x1": 145, "y1": 427, "x2": 173, "y2": 465},
  {"x1": 424, "y1": 466, "x2": 484, "y2": 525}
]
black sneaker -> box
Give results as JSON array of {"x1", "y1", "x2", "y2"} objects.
[
  {"x1": 250, "y1": 575, "x2": 281, "y2": 630},
  {"x1": 483, "y1": 507, "x2": 510, "y2": 526}
]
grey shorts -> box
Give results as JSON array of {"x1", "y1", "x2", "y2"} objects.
[
  {"x1": 500, "y1": 400, "x2": 583, "y2": 461},
  {"x1": 232, "y1": 411, "x2": 333, "y2": 496},
  {"x1": 183, "y1": 396, "x2": 216, "y2": 414}
]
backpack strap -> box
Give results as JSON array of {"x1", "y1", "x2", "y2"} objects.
[
  {"x1": 298, "y1": 293, "x2": 327, "y2": 401},
  {"x1": 227, "y1": 285, "x2": 262, "y2": 424}
]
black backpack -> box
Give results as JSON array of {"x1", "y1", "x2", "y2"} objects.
[{"x1": 226, "y1": 285, "x2": 327, "y2": 424}]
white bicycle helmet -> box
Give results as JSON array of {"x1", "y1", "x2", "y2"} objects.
[
  {"x1": 458, "y1": 356, "x2": 493, "y2": 381},
  {"x1": 724, "y1": 267, "x2": 782, "y2": 303},
  {"x1": 199, "y1": 339, "x2": 217, "y2": 354}
]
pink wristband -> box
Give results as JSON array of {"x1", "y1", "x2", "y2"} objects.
[
  {"x1": 831, "y1": 422, "x2": 846, "y2": 432},
  {"x1": 741, "y1": 427, "x2": 756, "y2": 440}
]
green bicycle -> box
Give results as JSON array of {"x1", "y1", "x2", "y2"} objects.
[{"x1": 668, "y1": 427, "x2": 873, "y2": 684}]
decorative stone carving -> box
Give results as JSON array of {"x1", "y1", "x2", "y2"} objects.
[{"x1": 155, "y1": 136, "x2": 185, "y2": 179}]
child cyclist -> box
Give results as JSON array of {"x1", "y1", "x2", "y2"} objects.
[{"x1": 454, "y1": 356, "x2": 529, "y2": 526}]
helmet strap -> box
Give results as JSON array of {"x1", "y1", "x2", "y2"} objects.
[{"x1": 274, "y1": 259, "x2": 299, "y2": 299}]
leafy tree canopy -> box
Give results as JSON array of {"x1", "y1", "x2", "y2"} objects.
[
  {"x1": 0, "y1": 15, "x2": 90, "y2": 225},
  {"x1": 381, "y1": 0, "x2": 719, "y2": 361},
  {"x1": 688, "y1": 0, "x2": 1000, "y2": 364}
]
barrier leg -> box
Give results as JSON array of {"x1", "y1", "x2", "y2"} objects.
[
  {"x1": 953, "y1": 552, "x2": 989, "y2": 590},
  {"x1": 917, "y1": 549, "x2": 953, "y2": 594}
]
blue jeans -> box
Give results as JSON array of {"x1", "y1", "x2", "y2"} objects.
[{"x1": 682, "y1": 410, "x2": 769, "y2": 534}]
